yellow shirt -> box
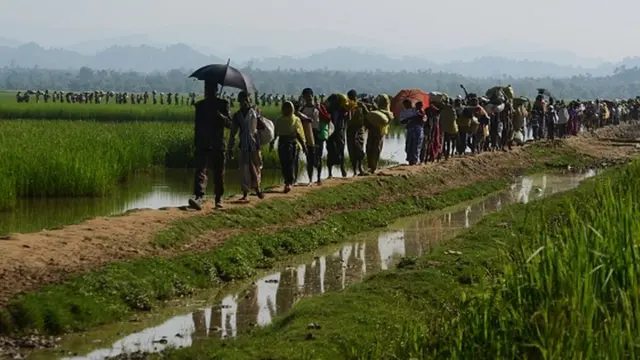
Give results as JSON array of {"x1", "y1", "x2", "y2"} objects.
[
  {"x1": 276, "y1": 115, "x2": 306, "y2": 149},
  {"x1": 275, "y1": 115, "x2": 301, "y2": 137}
]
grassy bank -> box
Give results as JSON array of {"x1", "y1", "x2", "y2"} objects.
[
  {"x1": 153, "y1": 142, "x2": 595, "y2": 249},
  {"x1": 0, "y1": 178, "x2": 510, "y2": 335},
  {"x1": 153, "y1": 162, "x2": 640, "y2": 359}
]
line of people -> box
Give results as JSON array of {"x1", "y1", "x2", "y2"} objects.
[
  {"x1": 187, "y1": 80, "x2": 638, "y2": 210},
  {"x1": 395, "y1": 92, "x2": 639, "y2": 163},
  {"x1": 187, "y1": 82, "x2": 394, "y2": 210}
]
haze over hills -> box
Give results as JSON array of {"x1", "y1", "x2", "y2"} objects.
[{"x1": 1, "y1": 38, "x2": 639, "y2": 78}]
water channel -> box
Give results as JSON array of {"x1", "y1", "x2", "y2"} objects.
[{"x1": 30, "y1": 170, "x2": 597, "y2": 360}]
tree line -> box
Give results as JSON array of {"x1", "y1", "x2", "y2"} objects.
[{"x1": 2, "y1": 66, "x2": 640, "y2": 100}]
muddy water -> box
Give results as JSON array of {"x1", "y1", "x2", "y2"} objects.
[
  {"x1": 28, "y1": 170, "x2": 596, "y2": 360},
  {"x1": 0, "y1": 135, "x2": 406, "y2": 235}
]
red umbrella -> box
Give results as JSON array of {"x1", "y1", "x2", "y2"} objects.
[{"x1": 391, "y1": 89, "x2": 430, "y2": 117}]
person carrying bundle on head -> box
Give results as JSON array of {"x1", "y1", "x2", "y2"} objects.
[
  {"x1": 365, "y1": 94, "x2": 394, "y2": 173},
  {"x1": 346, "y1": 89, "x2": 368, "y2": 176}
]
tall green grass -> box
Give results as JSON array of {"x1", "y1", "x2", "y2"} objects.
[
  {"x1": 0, "y1": 120, "x2": 282, "y2": 210},
  {"x1": 379, "y1": 162, "x2": 640, "y2": 359},
  {"x1": 0, "y1": 119, "x2": 400, "y2": 210}
]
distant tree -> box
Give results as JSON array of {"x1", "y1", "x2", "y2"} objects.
[{"x1": 2, "y1": 66, "x2": 640, "y2": 99}]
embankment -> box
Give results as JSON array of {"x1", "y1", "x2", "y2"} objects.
[
  {"x1": 153, "y1": 145, "x2": 640, "y2": 359},
  {"x1": 0, "y1": 124, "x2": 638, "y2": 339}
]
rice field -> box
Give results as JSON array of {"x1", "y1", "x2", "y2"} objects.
[
  {"x1": 0, "y1": 120, "x2": 283, "y2": 210},
  {"x1": 0, "y1": 119, "x2": 403, "y2": 210}
]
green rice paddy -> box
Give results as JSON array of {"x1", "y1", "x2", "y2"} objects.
[{"x1": 0, "y1": 120, "x2": 286, "y2": 210}]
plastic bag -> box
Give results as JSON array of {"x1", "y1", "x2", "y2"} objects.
[{"x1": 259, "y1": 118, "x2": 275, "y2": 145}]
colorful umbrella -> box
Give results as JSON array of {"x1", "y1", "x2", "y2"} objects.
[{"x1": 391, "y1": 89, "x2": 430, "y2": 117}]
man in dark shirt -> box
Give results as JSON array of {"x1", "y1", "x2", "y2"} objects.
[{"x1": 189, "y1": 81, "x2": 232, "y2": 210}]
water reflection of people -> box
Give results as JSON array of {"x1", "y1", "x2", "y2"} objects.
[
  {"x1": 323, "y1": 251, "x2": 344, "y2": 293},
  {"x1": 365, "y1": 236, "x2": 382, "y2": 274},
  {"x1": 303, "y1": 258, "x2": 322, "y2": 297},
  {"x1": 358, "y1": 243, "x2": 367, "y2": 280},
  {"x1": 377, "y1": 232, "x2": 405, "y2": 270},
  {"x1": 403, "y1": 219, "x2": 426, "y2": 257},
  {"x1": 209, "y1": 295, "x2": 239, "y2": 339},
  {"x1": 343, "y1": 244, "x2": 364, "y2": 288},
  {"x1": 236, "y1": 284, "x2": 260, "y2": 333},
  {"x1": 192, "y1": 309, "x2": 208, "y2": 342},
  {"x1": 275, "y1": 268, "x2": 298, "y2": 317}
]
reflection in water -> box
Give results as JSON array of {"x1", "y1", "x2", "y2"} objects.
[{"x1": 52, "y1": 171, "x2": 597, "y2": 360}]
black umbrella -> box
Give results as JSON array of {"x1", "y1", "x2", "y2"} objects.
[
  {"x1": 189, "y1": 60, "x2": 255, "y2": 93},
  {"x1": 537, "y1": 88, "x2": 552, "y2": 97}
]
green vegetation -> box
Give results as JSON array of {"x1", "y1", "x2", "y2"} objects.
[
  {"x1": 0, "y1": 142, "x2": 600, "y2": 337},
  {"x1": 0, "y1": 177, "x2": 510, "y2": 335},
  {"x1": 0, "y1": 97, "x2": 282, "y2": 122},
  {"x1": 0, "y1": 120, "x2": 278, "y2": 210},
  {"x1": 0, "y1": 118, "x2": 402, "y2": 211},
  {"x1": 152, "y1": 162, "x2": 640, "y2": 359}
]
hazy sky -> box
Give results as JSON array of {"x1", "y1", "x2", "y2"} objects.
[{"x1": 1, "y1": 0, "x2": 638, "y2": 61}]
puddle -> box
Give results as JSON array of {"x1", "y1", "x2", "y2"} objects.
[
  {"x1": 0, "y1": 136, "x2": 405, "y2": 235},
  {"x1": 29, "y1": 170, "x2": 597, "y2": 360}
]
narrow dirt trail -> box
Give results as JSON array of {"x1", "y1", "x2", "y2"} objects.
[{"x1": 0, "y1": 124, "x2": 639, "y2": 306}]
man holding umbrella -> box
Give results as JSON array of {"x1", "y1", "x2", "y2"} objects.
[
  {"x1": 188, "y1": 61, "x2": 257, "y2": 210},
  {"x1": 189, "y1": 80, "x2": 232, "y2": 210}
]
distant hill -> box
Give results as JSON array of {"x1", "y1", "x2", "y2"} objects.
[
  {"x1": 0, "y1": 42, "x2": 223, "y2": 72},
  {"x1": 248, "y1": 47, "x2": 620, "y2": 78},
  {"x1": 66, "y1": 34, "x2": 167, "y2": 55},
  {"x1": 0, "y1": 41, "x2": 637, "y2": 78}
]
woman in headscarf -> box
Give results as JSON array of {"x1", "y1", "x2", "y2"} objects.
[
  {"x1": 227, "y1": 91, "x2": 265, "y2": 201},
  {"x1": 325, "y1": 94, "x2": 349, "y2": 178},
  {"x1": 346, "y1": 89, "x2": 367, "y2": 176},
  {"x1": 271, "y1": 101, "x2": 306, "y2": 193},
  {"x1": 366, "y1": 94, "x2": 394, "y2": 173}
]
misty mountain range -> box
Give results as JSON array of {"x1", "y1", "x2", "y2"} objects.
[{"x1": 2, "y1": 37, "x2": 640, "y2": 78}]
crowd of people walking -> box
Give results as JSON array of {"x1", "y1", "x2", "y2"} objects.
[{"x1": 187, "y1": 80, "x2": 639, "y2": 210}]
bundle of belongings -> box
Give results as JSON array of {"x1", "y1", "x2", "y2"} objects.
[{"x1": 484, "y1": 85, "x2": 515, "y2": 113}]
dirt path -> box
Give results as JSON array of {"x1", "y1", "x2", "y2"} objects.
[{"x1": 1, "y1": 123, "x2": 639, "y2": 306}]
